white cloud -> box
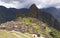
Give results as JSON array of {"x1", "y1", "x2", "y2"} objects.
[
  {"x1": 34, "y1": 0, "x2": 60, "y2": 8},
  {"x1": 0, "y1": 1, "x2": 19, "y2": 8},
  {"x1": 0, "y1": 0, "x2": 34, "y2": 9},
  {"x1": 0, "y1": 0, "x2": 60, "y2": 9}
]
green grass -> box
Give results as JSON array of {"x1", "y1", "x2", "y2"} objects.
[
  {"x1": 23, "y1": 17, "x2": 32, "y2": 24},
  {"x1": 0, "y1": 30, "x2": 18, "y2": 38},
  {"x1": 24, "y1": 33, "x2": 35, "y2": 38},
  {"x1": 15, "y1": 32, "x2": 28, "y2": 38},
  {"x1": 11, "y1": 31, "x2": 35, "y2": 38},
  {"x1": 49, "y1": 27, "x2": 60, "y2": 38},
  {"x1": 0, "y1": 30, "x2": 35, "y2": 38},
  {"x1": 23, "y1": 17, "x2": 46, "y2": 35},
  {"x1": 23, "y1": 17, "x2": 54, "y2": 38}
]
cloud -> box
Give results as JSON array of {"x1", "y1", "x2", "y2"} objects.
[
  {"x1": 0, "y1": 1, "x2": 20, "y2": 8},
  {"x1": 0, "y1": 0, "x2": 60, "y2": 9},
  {"x1": 0, "y1": 0, "x2": 34, "y2": 9},
  {"x1": 34, "y1": 0, "x2": 60, "y2": 8}
]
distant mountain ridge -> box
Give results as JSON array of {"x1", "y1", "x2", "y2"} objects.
[
  {"x1": 0, "y1": 6, "x2": 28, "y2": 23},
  {"x1": 0, "y1": 5, "x2": 60, "y2": 21},
  {"x1": 40, "y1": 7, "x2": 60, "y2": 21},
  {"x1": 0, "y1": 4, "x2": 60, "y2": 30},
  {"x1": 25, "y1": 4, "x2": 60, "y2": 30}
]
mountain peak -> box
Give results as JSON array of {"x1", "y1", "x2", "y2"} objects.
[
  {"x1": 26, "y1": 4, "x2": 39, "y2": 18},
  {"x1": 30, "y1": 4, "x2": 36, "y2": 7},
  {"x1": 30, "y1": 4, "x2": 38, "y2": 10}
]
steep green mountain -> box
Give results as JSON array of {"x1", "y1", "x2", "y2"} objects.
[{"x1": 26, "y1": 4, "x2": 60, "y2": 30}]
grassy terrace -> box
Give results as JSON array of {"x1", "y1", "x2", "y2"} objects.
[
  {"x1": 0, "y1": 30, "x2": 18, "y2": 38},
  {"x1": 23, "y1": 17, "x2": 46, "y2": 35},
  {"x1": 0, "y1": 30, "x2": 35, "y2": 38},
  {"x1": 23, "y1": 17, "x2": 54, "y2": 38}
]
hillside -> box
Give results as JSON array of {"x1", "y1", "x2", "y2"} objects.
[
  {"x1": 26, "y1": 4, "x2": 60, "y2": 30},
  {"x1": 0, "y1": 16, "x2": 60, "y2": 38},
  {"x1": 0, "y1": 30, "x2": 35, "y2": 38},
  {"x1": 0, "y1": 17, "x2": 52, "y2": 38},
  {"x1": 40, "y1": 7, "x2": 60, "y2": 21},
  {"x1": 0, "y1": 4, "x2": 60, "y2": 38}
]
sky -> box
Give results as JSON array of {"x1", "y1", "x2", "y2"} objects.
[{"x1": 0, "y1": 0, "x2": 60, "y2": 9}]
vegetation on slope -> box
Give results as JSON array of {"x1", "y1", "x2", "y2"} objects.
[
  {"x1": 49, "y1": 27, "x2": 60, "y2": 38},
  {"x1": 0, "y1": 30, "x2": 35, "y2": 38},
  {"x1": 23, "y1": 17, "x2": 53, "y2": 38},
  {"x1": 0, "y1": 30, "x2": 18, "y2": 38},
  {"x1": 23, "y1": 17, "x2": 60, "y2": 38},
  {"x1": 0, "y1": 17, "x2": 60, "y2": 38}
]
